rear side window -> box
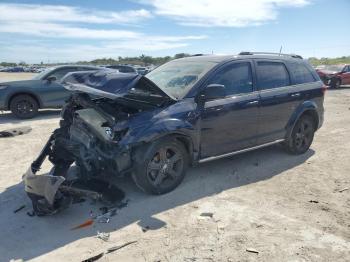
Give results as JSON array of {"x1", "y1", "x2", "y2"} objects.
[
  {"x1": 209, "y1": 62, "x2": 253, "y2": 96},
  {"x1": 47, "y1": 67, "x2": 79, "y2": 81},
  {"x1": 257, "y1": 61, "x2": 290, "y2": 90},
  {"x1": 288, "y1": 62, "x2": 315, "y2": 84}
]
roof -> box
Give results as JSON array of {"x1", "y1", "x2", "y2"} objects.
[
  {"x1": 176, "y1": 52, "x2": 304, "y2": 64},
  {"x1": 54, "y1": 64, "x2": 103, "y2": 69}
]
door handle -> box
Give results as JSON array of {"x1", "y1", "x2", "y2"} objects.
[
  {"x1": 291, "y1": 92, "x2": 301, "y2": 97},
  {"x1": 247, "y1": 100, "x2": 259, "y2": 105}
]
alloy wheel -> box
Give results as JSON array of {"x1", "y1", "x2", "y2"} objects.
[
  {"x1": 16, "y1": 99, "x2": 35, "y2": 116},
  {"x1": 147, "y1": 146, "x2": 184, "y2": 188},
  {"x1": 294, "y1": 120, "x2": 313, "y2": 151}
]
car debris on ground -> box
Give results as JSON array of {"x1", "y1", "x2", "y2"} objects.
[
  {"x1": 13, "y1": 205, "x2": 26, "y2": 213},
  {"x1": 81, "y1": 241, "x2": 137, "y2": 262},
  {"x1": 246, "y1": 248, "x2": 259, "y2": 254},
  {"x1": 309, "y1": 200, "x2": 319, "y2": 203},
  {"x1": 199, "y1": 212, "x2": 214, "y2": 218},
  {"x1": 96, "y1": 231, "x2": 110, "y2": 242},
  {"x1": 338, "y1": 187, "x2": 349, "y2": 193},
  {"x1": 0, "y1": 126, "x2": 31, "y2": 138},
  {"x1": 22, "y1": 164, "x2": 126, "y2": 216},
  {"x1": 71, "y1": 219, "x2": 94, "y2": 230}
]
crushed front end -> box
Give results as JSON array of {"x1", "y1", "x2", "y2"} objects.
[
  {"x1": 23, "y1": 71, "x2": 173, "y2": 215},
  {"x1": 23, "y1": 94, "x2": 133, "y2": 215}
]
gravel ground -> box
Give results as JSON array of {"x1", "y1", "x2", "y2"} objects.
[{"x1": 0, "y1": 74, "x2": 349, "y2": 262}]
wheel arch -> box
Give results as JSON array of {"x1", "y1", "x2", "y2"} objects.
[
  {"x1": 7, "y1": 92, "x2": 42, "y2": 110},
  {"x1": 132, "y1": 132, "x2": 197, "y2": 165},
  {"x1": 286, "y1": 101, "x2": 320, "y2": 139}
]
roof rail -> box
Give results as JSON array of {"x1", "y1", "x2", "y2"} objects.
[{"x1": 238, "y1": 51, "x2": 303, "y2": 59}]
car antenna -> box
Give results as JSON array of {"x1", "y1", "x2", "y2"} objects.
[{"x1": 279, "y1": 46, "x2": 283, "y2": 56}]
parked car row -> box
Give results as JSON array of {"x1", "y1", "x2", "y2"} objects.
[
  {"x1": 105, "y1": 64, "x2": 153, "y2": 75},
  {"x1": 0, "y1": 66, "x2": 47, "y2": 73},
  {"x1": 0, "y1": 64, "x2": 155, "y2": 74}
]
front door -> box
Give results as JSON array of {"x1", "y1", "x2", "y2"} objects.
[
  {"x1": 200, "y1": 61, "x2": 260, "y2": 158},
  {"x1": 341, "y1": 65, "x2": 350, "y2": 85},
  {"x1": 40, "y1": 67, "x2": 80, "y2": 107}
]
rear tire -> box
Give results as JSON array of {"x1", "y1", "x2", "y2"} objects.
[
  {"x1": 285, "y1": 115, "x2": 315, "y2": 155},
  {"x1": 132, "y1": 137, "x2": 189, "y2": 195},
  {"x1": 10, "y1": 94, "x2": 39, "y2": 119}
]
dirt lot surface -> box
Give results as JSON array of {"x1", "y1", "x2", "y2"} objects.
[
  {"x1": 0, "y1": 75, "x2": 349, "y2": 261},
  {"x1": 0, "y1": 72, "x2": 38, "y2": 82}
]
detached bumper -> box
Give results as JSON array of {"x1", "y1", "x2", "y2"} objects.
[{"x1": 23, "y1": 168, "x2": 65, "y2": 206}]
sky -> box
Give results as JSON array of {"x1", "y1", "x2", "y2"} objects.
[{"x1": 0, "y1": 0, "x2": 349, "y2": 63}]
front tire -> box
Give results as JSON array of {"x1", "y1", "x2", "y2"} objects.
[
  {"x1": 285, "y1": 115, "x2": 315, "y2": 155},
  {"x1": 10, "y1": 94, "x2": 39, "y2": 119},
  {"x1": 330, "y1": 78, "x2": 341, "y2": 89},
  {"x1": 132, "y1": 137, "x2": 189, "y2": 195}
]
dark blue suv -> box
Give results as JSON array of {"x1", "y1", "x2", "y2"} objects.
[{"x1": 28, "y1": 52, "x2": 325, "y2": 199}]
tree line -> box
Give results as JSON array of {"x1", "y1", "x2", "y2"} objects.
[
  {"x1": 308, "y1": 56, "x2": 350, "y2": 66},
  {"x1": 1, "y1": 54, "x2": 350, "y2": 67},
  {"x1": 77, "y1": 53, "x2": 191, "y2": 66}
]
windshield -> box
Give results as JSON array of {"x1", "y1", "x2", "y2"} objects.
[
  {"x1": 32, "y1": 67, "x2": 54, "y2": 80},
  {"x1": 322, "y1": 65, "x2": 344, "y2": 72},
  {"x1": 145, "y1": 59, "x2": 217, "y2": 99}
]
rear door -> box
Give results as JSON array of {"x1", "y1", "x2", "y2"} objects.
[
  {"x1": 255, "y1": 60, "x2": 300, "y2": 144},
  {"x1": 200, "y1": 60, "x2": 260, "y2": 158}
]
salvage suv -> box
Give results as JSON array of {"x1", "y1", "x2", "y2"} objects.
[{"x1": 27, "y1": 52, "x2": 325, "y2": 201}]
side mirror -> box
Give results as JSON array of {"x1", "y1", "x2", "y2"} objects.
[
  {"x1": 200, "y1": 84, "x2": 226, "y2": 102},
  {"x1": 46, "y1": 75, "x2": 57, "y2": 82}
]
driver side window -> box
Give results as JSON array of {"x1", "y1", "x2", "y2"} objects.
[{"x1": 209, "y1": 62, "x2": 253, "y2": 96}]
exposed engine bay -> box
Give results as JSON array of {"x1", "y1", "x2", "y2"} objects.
[{"x1": 23, "y1": 71, "x2": 174, "y2": 215}]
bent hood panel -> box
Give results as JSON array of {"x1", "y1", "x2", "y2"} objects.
[{"x1": 60, "y1": 70, "x2": 174, "y2": 101}]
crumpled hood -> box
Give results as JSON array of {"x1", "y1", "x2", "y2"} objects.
[{"x1": 60, "y1": 70, "x2": 174, "y2": 101}]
